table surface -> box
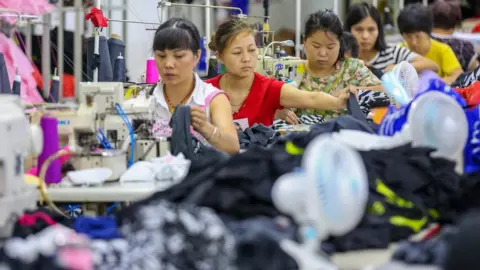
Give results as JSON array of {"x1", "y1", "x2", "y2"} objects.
[{"x1": 45, "y1": 181, "x2": 172, "y2": 202}]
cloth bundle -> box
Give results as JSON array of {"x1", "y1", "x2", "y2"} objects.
[{"x1": 238, "y1": 124, "x2": 280, "y2": 149}]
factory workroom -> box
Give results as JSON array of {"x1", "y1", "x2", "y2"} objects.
[{"x1": 2, "y1": 0, "x2": 480, "y2": 269}]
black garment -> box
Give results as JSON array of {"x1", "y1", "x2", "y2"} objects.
[
  {"x1": 444, "y1": 210, "x2": 480, "y2": 270},
  {"x1": 368, "y1": 67, "x2": 384, "y2": 80},
  {"x1": 358, "y1": 145, "x2": 460, "y2": 242},
  {"x1": 224, "y1": 216, "x2": 298, "y2": 270},
  {"x1": 238, "y1": 124, "x2": 280, "y2": 149},
  {"x1": 449, "y1": 172, "x2": 480, "y2": 213},
  {"x1": 169, "y1": 105, "x2": 229, "y2": 170}
]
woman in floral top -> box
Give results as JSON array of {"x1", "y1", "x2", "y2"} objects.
[{"x1": 276, "y1": 10, "x2": 384, "y2": 124}]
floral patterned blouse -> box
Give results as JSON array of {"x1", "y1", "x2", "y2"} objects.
[{"x1": 295, "y1": 58, "x2": 381, "y2": 119}]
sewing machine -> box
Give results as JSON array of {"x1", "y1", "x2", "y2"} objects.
[
  {"x1": 256, "y1": 56, "x2": 305, "y2": 82},
  {"x1": 0, "y1": 95, "x2": 41, "y2": 231},
  {"x1": 68, "y1": 82, "x2": 128, "y2": 180}
]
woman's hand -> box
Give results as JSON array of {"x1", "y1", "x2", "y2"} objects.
[
  {"x1": 275, "y1": 109, "x2": 299, "y2": 125},
  {"x1": 334, "y1": 86, "x2": 358, "y2": 108},
  {"x1": 191, "y1": 106, "x2": 213, "y2": 137}
]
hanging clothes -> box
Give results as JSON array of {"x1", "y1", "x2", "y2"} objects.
[
  {"x1": 0, "y1": 0, "x2": 53, "y2": 25},
  {"x1": 0, "y1": 33, "x2": 43, "y2": 103}
]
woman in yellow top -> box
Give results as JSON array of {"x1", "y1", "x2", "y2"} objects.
[
  {"x1": 276, "y1": 10, "x2": 384, "y2": 125},
  {"x1": 397, "y1": 4, "x2": 463, "y2": 85}
]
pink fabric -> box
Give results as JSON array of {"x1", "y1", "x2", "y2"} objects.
[
  {"x1": 204, "y1": 90, "x2": 226, "y2": 105},
  {"x1": 0, "y1": 33, "x2": 43, "y2": 104},
  {"x1": 0, "y1": 0, "x2": 53, "y2": 25}
]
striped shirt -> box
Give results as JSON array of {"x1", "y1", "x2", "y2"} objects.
[{"x1": 367, "y1": 45, "x2": 418, "y2": 71}]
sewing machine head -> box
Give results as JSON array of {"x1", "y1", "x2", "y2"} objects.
[
  {"x1": 71, "y1": 82, "x2": 124, "y2": 153},
  {"x1": 256, "y1": 56, "x2": 305, "y2": 82}
]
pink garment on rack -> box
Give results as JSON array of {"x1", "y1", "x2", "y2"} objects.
[
  {"x1": 0, "y1": 0, "x2": 53, "y2": 25},
  {"x1": 0, "y1": 33, "x2": 43, "y2": 103}
]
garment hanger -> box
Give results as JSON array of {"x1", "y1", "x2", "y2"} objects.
[{"x1": 272, "y1": 136, "x2": 369, "y2": 270}]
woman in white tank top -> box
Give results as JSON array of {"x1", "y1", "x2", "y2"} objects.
[{"x1": 149, "y1": 18, "x2": 239, "y2": 154}]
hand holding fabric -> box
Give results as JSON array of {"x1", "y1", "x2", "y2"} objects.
[{"x1": 190, "y1": 106, "x2": 212, "y2": 138}]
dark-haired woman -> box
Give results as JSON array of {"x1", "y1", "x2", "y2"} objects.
[
  {"x1": 205, "y1": 17, "x2": 355, "y2": 128},
  {"x1": 345, "y1": 3, "x2": 438, "y2": 73},
  {"x1": 288, "y1": 10, "x2": 384, "y2": 121},
  {"x1": 149, "y1": 18, "x2": 240, "y2": 153}
]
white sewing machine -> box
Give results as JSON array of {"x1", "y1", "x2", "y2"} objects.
[
  {"x1": 256, "y1": 56, "x2": 306, "y2": 82},
  {"x1": 68, "y1": 82, "x2": 128, "y2": 180},
  {"x1": 0, "y1": 95, "x2": 42, "y2": 232}
]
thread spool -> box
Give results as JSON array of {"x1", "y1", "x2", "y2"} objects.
[
  {"x1": 108, "y1": 34, "x2": 126, "y2": 71},
  {"x1": 0, "y1": 53, "x2": 12, "y2": 94},
  {"x1": 145, "y1": 57, "x2": 159, "y2": 84},
  {"x1": 113, "y1": 53, "x2": 126, "y2": 82},
  {"x1": 12, "y1": 67, "x2": 21, "y2": 96},
  {"x1": 37, "y1": 115, "x2": 62, "y2": 184},
  {"x1": 48, "y1": 68, "x2": 60, "y2": 103},
  {"x1": 87, "y1": 36, "x2": 113, "y2": 82}
]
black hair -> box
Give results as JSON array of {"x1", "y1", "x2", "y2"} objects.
[
  {"x1": 344, "y1": 3, "x2": 387, "y2": 51},
  {"x1": 431, "y1": 0, "x2": 462, "y2": 30},
  {"x1": 304, "y1": 10, "x2": 345, "y2": 62},
  {"x1": 343, "y1": 31, "x2": 359, "y2": 58},
  {"x1": 152, "y1": 18, "x2": 201, "y2": 53},
  {"x1": 397, "y1": 4, "x2": 433, "y2": 35}
]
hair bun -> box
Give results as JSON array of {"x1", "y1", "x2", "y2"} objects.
[{"x1": 208, "y1": 34, "x2": 217, "y2": 51}]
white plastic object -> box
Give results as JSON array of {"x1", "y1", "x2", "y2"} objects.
[
  {"x1": 67, "y1": 168, "x2": 112, "y2": 186},
  {"x1": 408, "y1": 91, "x2": 468, "y2": 160},
  {"x1": 302, "y1": 136, "x2": 369, "y2": 238},
  {"x1": 271, "y1": 171, "x2": 308, "y2": 223},
  {"x1": 392, "y1": 61, "x2": 418, "y2": 100},
  {"x1": 381, "y1": 71, "x2": 410, "y2": 106},
  {"x1": 120, "y1": 161, "x2": 156, "y2": 182},
  {"x1": 28, "y1": 124, "x2": 43, "y2": 156},
  {"x1": 280, "y1": 239, "x2": 338, "y2": 270}
]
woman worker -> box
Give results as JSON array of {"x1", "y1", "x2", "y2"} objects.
[
  {"x1": 345, "y1": 3, "x2": 439, "y2": 73},
  {"x1": 277, "y1": 10, "x2": 386, "y2": 124},
  {"x1": 150, "y1": 18, "x2": 239, "y2": 154},
  {"x1": 206, "y1": 13, "x2": 365, "y2": 128}
]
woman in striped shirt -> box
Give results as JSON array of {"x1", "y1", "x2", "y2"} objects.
[{"x1": 345, "y1": 3, "x2": 439, "y2": 73}]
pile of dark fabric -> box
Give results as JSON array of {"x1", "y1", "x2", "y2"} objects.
[
  {"x1": 117, "y1": 146, "x2": 300, "y2": 270},
  {"x1": 388, "y1": 209, "x2": 480, "y2": 270},
  {"x1": 238, "y1": 124, "x2": 280, "y2": 149},
  {"x1": 319, "y1": 144, "x2": 460, "y2": 253}
]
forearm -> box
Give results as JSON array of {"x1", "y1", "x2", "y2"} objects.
[
  {"x1": 442, "y1": 75, "x2": 460, "y2": 86},
  {"x1": 204, "y1": 124, "x2": 240, "y2": 154},
  {"x1": 309, "y1": 92, "x2": 344, "y2": 111},
  {"x1": 411, "y1": 58, "x2": 439, "y2": 73},
  {"x1": 358, "y1": 84, "x2": 384, "y2": 92}
]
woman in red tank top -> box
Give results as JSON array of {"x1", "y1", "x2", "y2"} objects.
[{"x1": 205, "y1": 20, "x2": 356, "y2": 129}]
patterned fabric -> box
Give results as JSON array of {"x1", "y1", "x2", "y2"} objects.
[
  {"x1": 453, "y1": 65, "x2": 480, "y2": 88},
  {"x1": 93, "y1": 200, "x2": 236, "y2": 270},
  {"x1": 294, "y1": 58, "x2": 384, "y2": 120},
  {"x1": 432, "y1": 34, "x2": 478, "y2": 72},
  {"x1": 272, "y1": 90, "x2": 389, "y2": 131}
]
